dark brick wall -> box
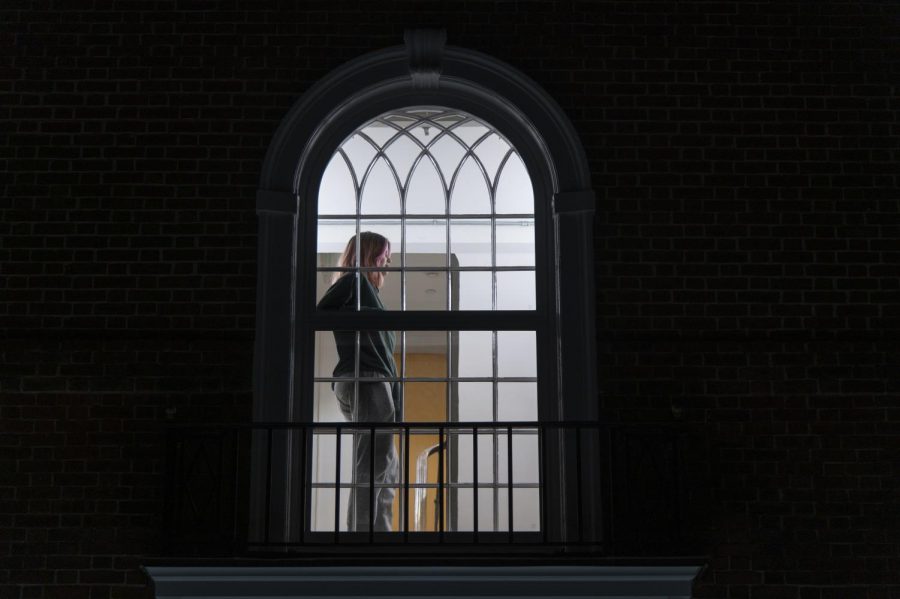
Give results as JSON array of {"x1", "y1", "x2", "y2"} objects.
[{"x1": 2, "y1": 1, "x2": 898, "y2": 598}]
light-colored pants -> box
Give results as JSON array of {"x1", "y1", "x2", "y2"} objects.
[{"x1": 334, "y1": 375, "x2": 399, "y2": 532}]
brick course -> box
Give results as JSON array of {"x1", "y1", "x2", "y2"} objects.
[{"x1": 2, "y1": 1, "x2": 899, "y2": 598}]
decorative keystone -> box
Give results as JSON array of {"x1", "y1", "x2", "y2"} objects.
[{"x1": 405, "y1": 29, "x2": 447, "y2": 90}]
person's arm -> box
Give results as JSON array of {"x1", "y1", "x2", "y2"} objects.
[
  {"x1": 317, "y1": 274, "x2": 385, "y2": 312},
  {"x1": 316, "y1": 274, "x2": 354, "y2": 311}
]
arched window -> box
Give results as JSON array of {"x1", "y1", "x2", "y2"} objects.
[
  {"x1": 253, "y1": 31, "x2": 597, "y2": 546},
  {"x1": 310, "y1": 107, "x2": 541, "y2": 534}
]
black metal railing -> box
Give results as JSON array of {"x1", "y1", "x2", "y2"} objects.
[{"x1": 163, "y1": 421, "x2": 684, "y2": 557}]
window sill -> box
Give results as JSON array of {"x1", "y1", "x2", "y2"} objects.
[{"x1": 144, "y1": 561, "x2": 703, "y2": 598}]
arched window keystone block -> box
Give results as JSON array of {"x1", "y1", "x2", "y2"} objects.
[{"x1": 253, "y1": 31, "x2": 598, "y2": 546}]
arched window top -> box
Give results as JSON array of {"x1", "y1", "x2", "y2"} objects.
[{"x1": 318, "y1": 107, "x2": 533, "y2": 218}]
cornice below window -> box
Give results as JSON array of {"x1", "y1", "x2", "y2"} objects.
[{"x1": 144, "y1": 564, "x2": 702, "y2": 598}]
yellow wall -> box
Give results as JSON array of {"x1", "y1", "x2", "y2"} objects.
[{"x1": 392, "y1": 353, "x2": 447, "y2": 532}]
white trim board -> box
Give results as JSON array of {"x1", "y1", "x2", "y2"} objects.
[{"x1": 144, "y1": 565, "x2": 702, "y2": 599}]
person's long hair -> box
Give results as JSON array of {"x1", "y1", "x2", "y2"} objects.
[{"x1": 333, "y1": 231, "x2": 390, "y2": 288}]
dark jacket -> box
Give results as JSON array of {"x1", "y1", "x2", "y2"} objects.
[{"x1": 316, "y1": 274, "x2": 400, "y2": 414}]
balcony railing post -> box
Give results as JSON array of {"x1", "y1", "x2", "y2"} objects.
[
  {"x1": 507, "y1": 425, "x2": 513, "y2": 541},
  {"x1": 296, "y1": 425, "x2": 306, "y2": 546},
  {"x1": 334, "y1": 425, "x2": 342, "y2": 541},
  {"x1": 437, "y1": 425, "x2": 444, "y2": 541},
  {"x1": 472, "y1": 426, "x2": 478, "y2": 543},
  {"x1": 403, "y1": 424, "x2": 410, "y2": 541},
  {"x1": 264, "y1": 427, "x2": 273, "y2": 545},
  {"x1": 369, "y1": 424, "x2": 375, "y2": 542}
]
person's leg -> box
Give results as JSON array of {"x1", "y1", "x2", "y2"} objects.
[
  {"x1": 368, "y1": 383, "x2": 398, "y2": 532},
  {"x1": 333, "y1": 381, "x2": 359, "y2": 530},
  {"x1": 343, "y1": 380, "x2": 398, "y2": 532}
]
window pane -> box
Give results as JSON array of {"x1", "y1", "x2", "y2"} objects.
[
  {"x1": 360, "y1": 157, "x2": 401, "y2": 214},
  {"x1": 476, "y1": 487, "x2": 498, "y2": 531},
  {"x1": 451, "y1": 330, "x2": 493, "y2": 378},
  {"x1": 452, "y1": 486, "x2": 476, "y2": 532},
  {"x1": 359, "y1": 219, "x2": 402, "y2": 267},
  {"x1": 341, "y1": 134, "x2": 377, "y2": 179},
  {"x1": 495, "y1": 431, "x2": 510, "y2": 484},
  {"x1": 511, "y1": 432, "x2": 540, "y2": 485},
  {"x1": 472, "y1": 133, "x2": 511, "y2": 186},
  {"x1": 405, "y1": 271, "x2": 448, "y2": 311},
  {"x1": 376, "y1": 274, "x2": 402, "y2": 311},
  {"x1": 404, "y1": 331, "x2": 448, "y2": 379},
  {"x1": 455, "y1": 271, "x2": 492, "y2": 311},
  {"x1": 403, "y1": 382, "x2": 447, "y2": 422},
  {"x1": 359, "y1": 123, "x2": 395, "y2": 148},
  {"x1": 450, "y1": 156, "x2": 491, "y2": 215},
  {"x1": 495, "y1": 219, "x2": 535, "y2": 267},
  {"x1": 451, "y1": 430, "x2": 480, "y2": 487},
  {"x1": 319, "y1": 271, "x2": 401, "y2": 311},
  {"x1": 496, "y1": 271, "x2": 535, "y2": 310},
  {"x1": 310, "y1": 488, "x2": 337, "y2": 532},
  {"x1": 497, "y1": 331, "x2": 536, "y2": 378},
  {"x1": 405, "y1": 220, "x2": 447, "y2": 268},
  {"x1": 315, "y1": 270, "x2": 342, "y2": 305},
  {"x1": 494, "y1": 488, "x2": 539, "y2": 531},
  {"x1": 310, "y1": 429, "x2": 353, "y2": 489},
  {"x1": 475, "y1": 434, "x2": 495, "y2": 485},
  {"x1": 317, "y1": 224, "x2": 405, "y2": 309},
  {"x1": 314, "y1": 330, "x2": 356, "y2": 379},
  {"x1": 407, "y1": 120, "x2": 434, "y2": 145},
  {"x1": 450, "y1": 219, "x2": 491, "y2": 266},
  {"x1": 453, "y1": 121, "x2": 489, "y2": 146},
  {"x1": 318, "y1": 153, "x2": 356, "y2": 215},
  {"x1": 384, "y1": 113, "x2": 416, "y2": 130},
  {"x1": 406, "y1": 156, "x2": 446, "y2": 214},
  {"x1": 456, "y1": 382, "x2": 493, "y2": 421},
  {"x1": 495, "y1": 153, "x2": 533, "y2": 214},
  {"x1": 314, "y1": 381, "x2": 346, "y2": 423},
  {"x1": 316, "y1": 221, "x2": 356, "y2": 265},
  {"x1": 383, "y1": 133, "x2": 420, "y2": 186},
  {"x1": 512, "y1": 488, "x2": 540, "y2": 531},
  {"x1": 433, "y1": 112, "x2": 466, "y2": 128},
  {"x1": 498, "y1": 382, "x2": 538, "y2": 421},
  {"x1": 429, "y1": 133, "x2": 466, "y2": 184}
]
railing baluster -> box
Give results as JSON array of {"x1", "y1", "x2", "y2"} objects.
[
  {"x1": 264, "y1": 427, "x2": 273, "y2": 546},
  {"x1": 297, "y1": 425, "x2": 306, "y2": 546},
  {"x1": 369, "y1": 424, "x2": 375, "y2": 542},
  {"x1": 538, "y1": 424, "x2": 547, "y2": 545},
  {"x1": 472, "y1": 425, "x2": 478, "y2": 543},
  {"x1": 575, "y1": 425, "x2": 583, "y2": 545},
  {"x1": 437, "y1": 425, "x2": 444, "y2": 541},
  {"x1": 403, "y1": 424, "x2": 410, "y2": 542},
  {"x1": 507, "y1": 425, "x2": 513, "y2": 541},
  {"x1": 334, "y1": 425, "x2": 341, "y2": 542}
]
